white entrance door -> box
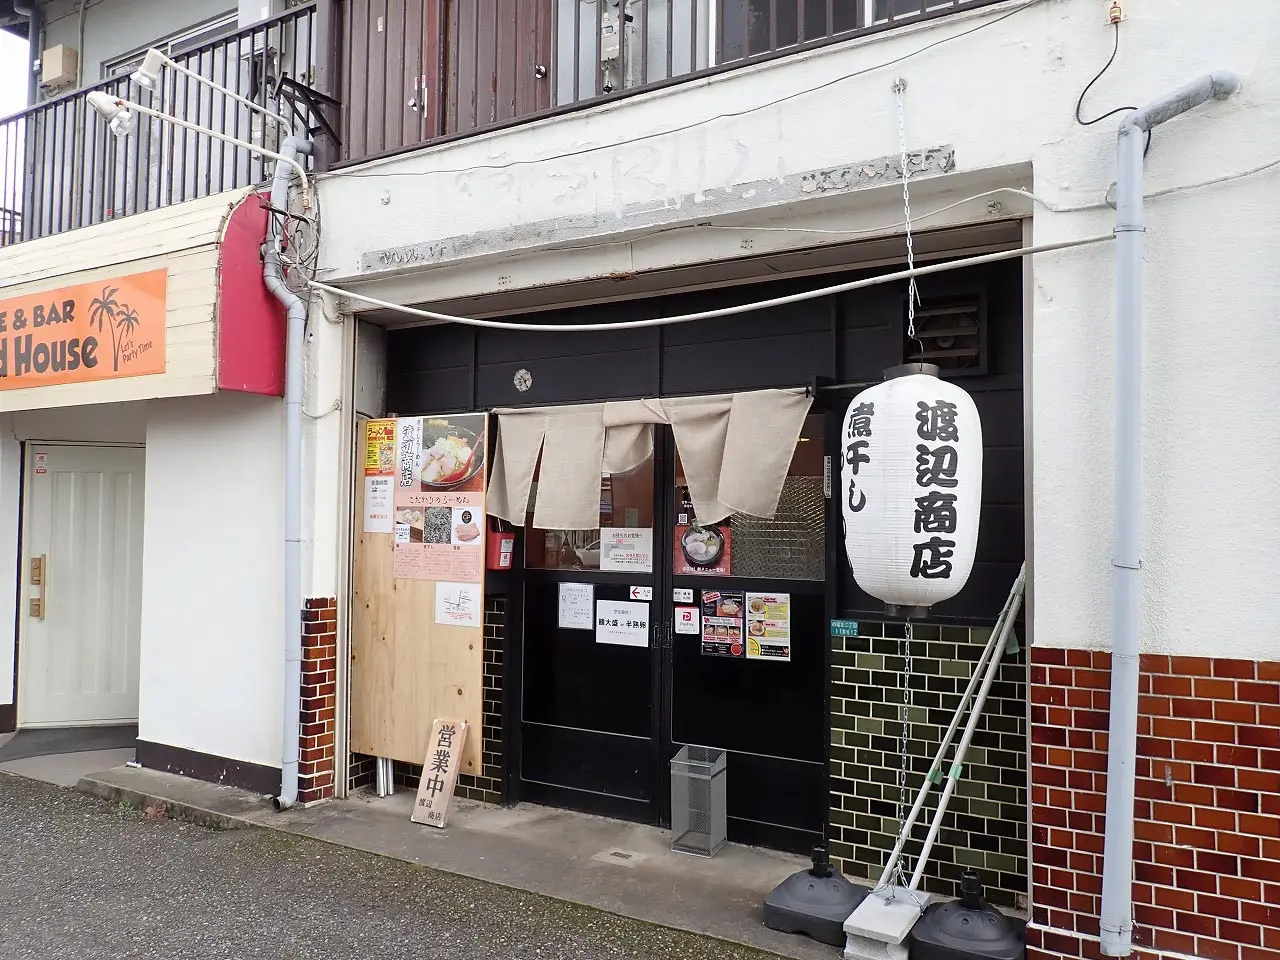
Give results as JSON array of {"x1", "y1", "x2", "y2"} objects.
[{"x1": 19, "y1": 444, "x2": 145, "y2": 727}]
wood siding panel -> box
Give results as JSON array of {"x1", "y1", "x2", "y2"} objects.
[{"x1": 0, "y1": 190, "x2": 252, "y2": 412}]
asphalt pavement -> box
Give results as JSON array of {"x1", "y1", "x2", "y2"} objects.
[{"x1": 0, "y1": 772, "x2": 775, "y2": 959}]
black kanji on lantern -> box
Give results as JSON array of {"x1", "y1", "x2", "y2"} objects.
[
  {"x1": 915, "y1": 444, "x2": 959, "y2": 488},
  {"x1": 916, "y1": 400, "x2": 959, "y2": 442},
  {"x1": 910, "y1": 537, "x2": 956, "y2": 579},
  {"x1": 911, "y1": 396, "x2": 963, "y2": 580},
  {"x1": 847, "y1": 402, "x2": 875, "y2": 438},
  {"x1": 845, "y1": 437, "x2": 871, "y2": 513},
  {"x1": 914, "y1": 491, "x2": 958, "y2": 534}
]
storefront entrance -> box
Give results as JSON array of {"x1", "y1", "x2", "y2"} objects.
[
  {"x1": 18, "y1": 444, "x2": 146, "y2": 727},
  {"x1": 518, "y1": 417, "x2": 828, "y2": 852}
]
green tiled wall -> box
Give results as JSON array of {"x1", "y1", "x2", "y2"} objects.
[{"x1": 829, "y1": 621, "x2": 1028, "y2": 910}]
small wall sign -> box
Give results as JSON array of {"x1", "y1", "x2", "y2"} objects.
[{"x1": 830, "y1": 619, "x2": 860, "y2": 637}]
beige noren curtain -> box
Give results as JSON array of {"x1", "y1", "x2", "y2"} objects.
[{"x1": 487, "y1": 388, "x2": 813, "y2": 531}]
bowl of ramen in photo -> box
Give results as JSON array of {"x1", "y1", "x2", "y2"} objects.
[
  {"x1": 680, "y1": 524, "x2": 725, "y2": 568},
  {"x1": 418, "y1": 423, "x2": 484, "y2": 489}
]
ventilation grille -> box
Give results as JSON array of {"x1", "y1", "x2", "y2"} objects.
[{"x1": 904, "y1": 294, "x2": 987, "y2": 376}]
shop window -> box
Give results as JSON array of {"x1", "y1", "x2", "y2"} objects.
[
  {"x1": 525, "y1": 454, "x2": 656, "y2": 572},
  {"x1": 674, "y1": 414, "x2": 825, "y2": 581}
]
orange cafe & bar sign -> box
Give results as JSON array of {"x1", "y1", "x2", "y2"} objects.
[{"x1": 0, "y1": 268, "x2": 167, "y2": 390}]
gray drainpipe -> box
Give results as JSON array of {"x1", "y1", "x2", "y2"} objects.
[
  {"x1": 1101, "y1": 70, "x2": 1239, "y2": 958},
  {"x1": 13, "y1": 0, "x2": 40, "y2": 106},
  {"x1": 262, "y1": 136, "x2": 314, "y2": 811}
]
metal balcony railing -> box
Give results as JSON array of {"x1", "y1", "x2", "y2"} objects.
[
  {"x1": 0, "y1": 3, "x2": 331, "y2": 248},
  {"x1": 0, "y1": 0, "x2": 1003, "y2": 246},
  {"x1": 338, "y1": 0, "x2": 1005, "y2": 167}
]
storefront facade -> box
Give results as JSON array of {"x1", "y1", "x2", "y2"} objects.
[
  {"x1": 341, "y1": 247, "x2": 1028, "y2": 901},
  {"x1": 315, "y1": 6, "x2": 1280, "y2": 950},
  {"x1": 0, "y1": 187, "x2": 296, "y2": 792}
]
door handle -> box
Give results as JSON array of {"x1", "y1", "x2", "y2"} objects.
[{"x1": 29, "y1": 555, "x2": 45, "y2": 620}]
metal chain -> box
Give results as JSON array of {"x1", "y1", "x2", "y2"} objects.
[
  {"x1": 894, "y1": 78, "x2": 923, "y2": 356},
  {"x1": 890, "y1": 618, "x2": 916, "y2": 892}
]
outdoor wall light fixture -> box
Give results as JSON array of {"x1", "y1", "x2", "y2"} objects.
[
  {"x1": 128, "y1": 49, "x2": 167, "y2": 93},
  {"x1": 85, "y1": 90, "x2": 311, "y2": 203},
  {"x1": 127, "y1": 46, "x2": 292, "y2": 130},
  {"x1": 86, "y1": 90, "x2": 136, "y2": 136}
]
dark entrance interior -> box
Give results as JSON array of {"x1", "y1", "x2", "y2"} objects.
[
  {"x1": 519, "y1": 419, "x2": 828, "y2": 850},
  {"x1": 383, "y1": 252, "x2": 1025, "y2": 854}
]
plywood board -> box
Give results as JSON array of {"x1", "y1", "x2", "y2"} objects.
[{"x1": 350, "y1": 419, "x2": 485, "y2": 775}]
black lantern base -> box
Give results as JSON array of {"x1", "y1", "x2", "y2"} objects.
[{"x1": 886, "y1": 604, "x2": 931, "y2": 620}]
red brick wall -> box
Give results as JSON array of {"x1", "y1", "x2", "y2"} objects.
[
  {"x1": 1028, "y1": 649, "x2": 1280, "y2": 960},
  {"x1": 299, "y1": 598, "x2": 338, "y2": 804}
]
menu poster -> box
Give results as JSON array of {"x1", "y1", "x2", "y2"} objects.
[
  {"x1": 673, "y1": 524, "x2": 732, "y2": 577},
  {"x1": 392, "y1": 413, "x2": 488, "y2": 583},
  {"x1": 362, "y1": 419, "x2": 397, "y2": 533},
  {"x1": 746, "y1": 592, "x2": 791, "y2": 661},
  {"x1": 600, "y1": 527, "x2": 654, "y2": 573},
  {"x1": 701, "y1": 590, "x2": 745, "y2": 658}
]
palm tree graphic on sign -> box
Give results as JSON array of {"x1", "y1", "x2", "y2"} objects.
[{"x1": 88, "y1": 286, "x2": 139, "y2": 372}]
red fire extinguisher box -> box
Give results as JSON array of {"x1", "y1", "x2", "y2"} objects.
[{"x1": 487, "y1": 520, "x2": 515, "y2": 570}]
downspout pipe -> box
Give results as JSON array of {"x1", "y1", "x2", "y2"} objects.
[
  {"x1": 12, "y1": 0, "x2": 40, "y2": 106},
  {"x1": 262, "y1": 135, "x2": 314, "y2": 811},
  {"x1": 1101, "y1": 70, "x2": 1238, "y2": 958}
]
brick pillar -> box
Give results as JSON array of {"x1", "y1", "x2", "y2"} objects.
[
  {"x1": 298, "y1": 598, "x2": 338, "y2": 804},
  {"x1": 1028, "y1": 649, "x2": 1280, "y2": 960}
]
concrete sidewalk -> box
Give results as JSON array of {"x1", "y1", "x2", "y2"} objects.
[{"x1": 79, "y1": 764, "x2": 844, "y2": 960}]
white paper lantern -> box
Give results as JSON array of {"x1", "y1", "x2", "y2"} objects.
[{"x1": 840, "y1": 366, "x2": 983, "y2": 615}]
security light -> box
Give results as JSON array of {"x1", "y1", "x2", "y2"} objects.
[
  {"x1": 85, "y1": 91, "x2": 311, "y2": 205},
  {"x1": 86, "y1": 91, "x2": 136, "y2": 137},
  {"x1": 127, "y1": 46, "x2": 290, "y2": 129},
  {"x1": 129, "y1": 48, "x2": 167, "y2": 93}
]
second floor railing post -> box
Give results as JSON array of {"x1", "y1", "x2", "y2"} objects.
[{"x1": 313, "y1": 0, "x2": 342, "y2": 172}]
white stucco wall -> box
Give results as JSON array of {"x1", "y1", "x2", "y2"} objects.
[
  {"x1": 138, "y1": 392, "x2": 284, "y2": 769},
  {"x1": 316, "y1": 0, "x2": 1280, "y2": 662}
]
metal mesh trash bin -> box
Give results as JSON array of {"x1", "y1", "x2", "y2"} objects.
[{"x1": 670, "y1": 745, "x2": 727, "y2": 857}]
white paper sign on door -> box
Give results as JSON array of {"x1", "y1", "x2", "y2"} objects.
[
  {"x1": 595, "y1": 600, "x2": 650, "y2": 647},
  {"x1": 600, "y1": 528, "x2": 653, "y2": 572},
  {"x1": 558, "y1": 582, "x2": 594, "y2": 630}
]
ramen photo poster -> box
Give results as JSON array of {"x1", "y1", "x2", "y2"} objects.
[{"x1": 389, "y1": 414, "x2": 488, "y2": 582}]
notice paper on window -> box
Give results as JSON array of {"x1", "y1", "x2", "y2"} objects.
[
  {"x1": 558, "y1": 582, "x2": 594, "y2": 630},
  {"x1": 595, "y1": 599, "x2": 649, "y2": 647},
  {"x1": 745, "y1": 592, "x2": 791, "y2": 661}
]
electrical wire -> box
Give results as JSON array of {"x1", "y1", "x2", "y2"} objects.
[
  {"x1": 1075, "y1": 20, "x2": 1151, "y2": 157},
  {"x1": 307, "y1": 234, "x2": 1114, "y2": 333},
  {"x1": 324, "y1": 0, "x2": 1050, "y2": 183}
]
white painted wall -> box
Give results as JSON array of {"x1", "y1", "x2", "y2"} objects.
[
  {"x1": 317, "y1": 0, "x2": 1280, "y2": 661},
  {"x1": 39, "y1": 0, "x2": 234, "y2": 83},
  {"x1": 138, "y1": 392, "x2": 284, "y2": 769}
]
